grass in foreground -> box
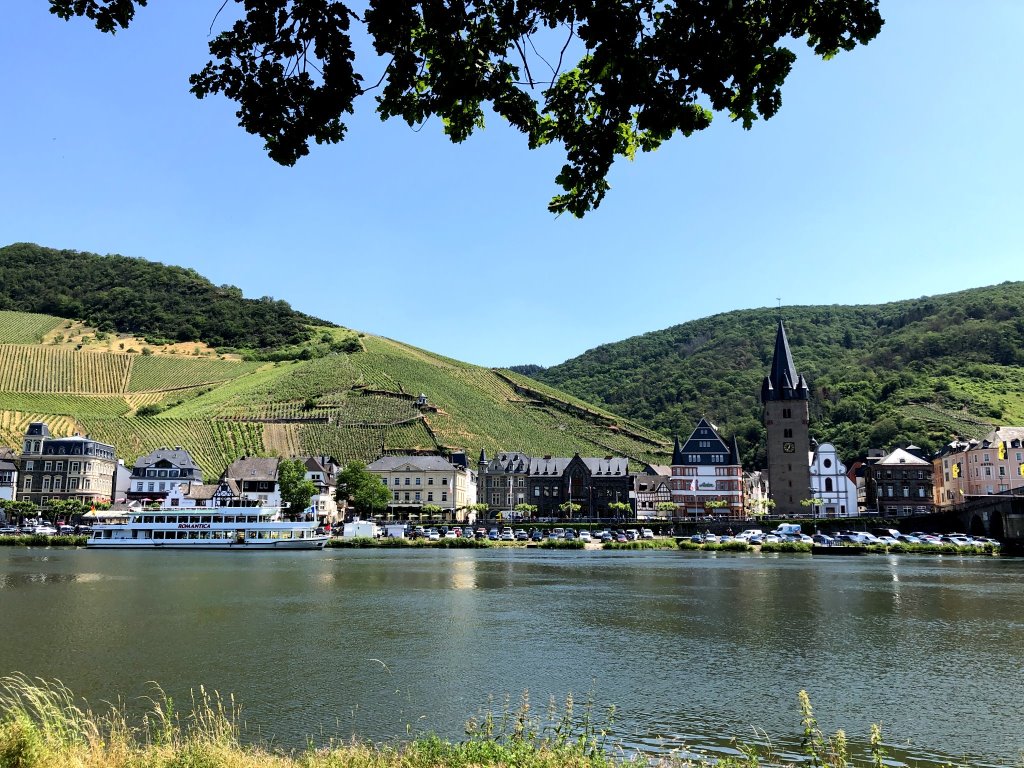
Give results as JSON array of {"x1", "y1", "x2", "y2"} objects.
[{"x1": 0, "y1": 677, "x2": 910, "y2": 768}]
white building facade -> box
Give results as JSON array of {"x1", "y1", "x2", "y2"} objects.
[{"x1": 807, "y1": 442, "x2": 858, "y2": 518}]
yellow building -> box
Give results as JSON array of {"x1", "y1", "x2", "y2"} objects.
[{"x1": 366, "y1": 455, "x2": 477, "y2": 522}]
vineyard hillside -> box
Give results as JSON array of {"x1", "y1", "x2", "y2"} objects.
[{"x1": 0, "y1": 312, "x2": 674, "y2": 478}]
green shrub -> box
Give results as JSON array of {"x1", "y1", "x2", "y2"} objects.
[
  {"x1": 761, "y1": 541, "x2": 812, "y2": 553},
  {"x1": 537, "y1": 539, "x2": 584, "y2": 550}
]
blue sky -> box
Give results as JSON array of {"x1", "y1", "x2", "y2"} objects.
[{"x1": 2, "y1": 1, "x2": 1022, "y2": 367}]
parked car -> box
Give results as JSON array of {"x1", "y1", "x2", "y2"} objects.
[
  {"x1": 530, "y1": 530, "x2": 543, "y2": 542},
  {"x1": 640, "y1": 528, "x2": 655, "y2": 540},
  {"x1": 515, "y1": 530, "x2": 529, "y2": 541},
  {"x1": 31, "y1": 525, "x2": 58, "y2": 536},
  {"x1": 624, "y1": 529, "x2": 640, "y2": 541},
  {"x1": 578, "y1": 530, "x2": 592, "y2": 543},
  {"x1": 599, "y1": 531, "x2": 614, "y2": 543},
  {"x1": 812, "y1": 533, "x2": 835, "y2": 546},
  {"x1": 427, "y1": 529, "x2": 441, "y2": 541},
  {"x1": 563, "y1": 530, "x2": 576, "y2": 542},
  {"x1": 443, "y1": 530, "x2": 457, "y2": 539},
  {"x1": 941, "y1": 535, "x2": 973, "y2": 547},
  {"x1": 614, "y1": 533, "x2": 627, "y2": 543}
]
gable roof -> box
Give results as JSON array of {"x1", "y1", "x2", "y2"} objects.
[
  {"x1": 132, "y1": 447, "x2": 200, "y2": 473},
  {"x1": 224, "y1": 457, "x2": 280, "y2": 482},
  {"x1": 675, "y1": 418, "x2": 737, "y2": 466},
  {"x1": 366, "y1": 455, "x2": 458, "y2": 472},
  {"x1": 875, "y1": 447, "x2": 931, "y2": 467}
]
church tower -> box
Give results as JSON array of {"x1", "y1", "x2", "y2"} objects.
[{"x1": 761, "y1": 321, "x2": 811, "y2": 516}]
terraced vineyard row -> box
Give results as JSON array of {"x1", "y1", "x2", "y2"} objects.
[
  {"x1": 0, "y1": 393, "x2": 131, "y2": 418},
  {"x1": 298, "y1": 420, "x2": 438, "y2": 464},
  {"x1": 263, "y1": 423, "x2": 302, "y2": 456},
  {"x1": 0, "y1": 411, "x2": 83, "y2": 452},
  {"x1": 0, "y1": 311, "x2": 66, "y2": 344},
  {"x1": 78, "y1": 418, "x2": 266, "y2": 477},
  {"x1": 0, "y1": 345, "x2": 130, "y2": 393},
  {"x1": 127, "y1": 355, "x2": 260, "y2": 392}
]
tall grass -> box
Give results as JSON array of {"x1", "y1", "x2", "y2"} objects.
[{"x1": 0, "y1": 678, "x2": 910, "y2": 768}]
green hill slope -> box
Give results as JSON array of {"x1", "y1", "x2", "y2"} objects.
[
  {"x1": 0, "y1": 313, "x2": 672, "y2": 477},
  {"x1": 0, "y1": 243, "x2": 334, "y2": 351},
  {"x1": 525, "y1": 282, "x2": 1024, "y2": 465}
]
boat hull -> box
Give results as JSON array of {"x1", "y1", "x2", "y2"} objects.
[{"x1": 87, "y1": 537, "x2": 329, "y2": 550}]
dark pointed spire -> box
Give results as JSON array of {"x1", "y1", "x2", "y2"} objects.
[
  {"x1": 478, "y1": 447, "x2": 487, "y2": 465},
  {"x1": 762, "y1": 320, "x2": 808, "y2": 402},
  {"x1": 672, "y1": 435, "x2": 684, "y2": 465},
  {"x1": 730, "y1": 435, "x2": 741, "y2": 466}
]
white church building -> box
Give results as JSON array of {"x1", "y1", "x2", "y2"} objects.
[{"x1": 808, "y1": 442, "x2": 858, "y2": 518}]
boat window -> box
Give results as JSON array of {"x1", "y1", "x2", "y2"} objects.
[
  {"x1": 201, "y1": 515, "x2": 212, "y2": 524},
  {"x1": 258, "y1": 531, "x2": 270, "y2": 539},
  {"x1": 142, "y1": 516, "x2": 152, "y2": 523},
  {"x1": 247, "y1": 531, "x2": 258, "y2": 539},
  {"x1": 188, "y1": 531, "x2": 199, "y2": 539},
  {"x1": 154, "y1": 515, "x2": 164, "y2": 523},
  {"x1": 153, "y1": 531, "x2": 163, "y2": 539}
]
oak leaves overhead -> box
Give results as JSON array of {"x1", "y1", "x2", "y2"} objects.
[{"x1": 49, "y1": 0, "x2": 882, "y2": 216}]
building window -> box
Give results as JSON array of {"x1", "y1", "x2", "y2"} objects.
[
  {"x1": 782, "y1": 408, "x2": 792, "y2": 419},
  {"x1": 415, "y1": 477, "x2": 421, "y2": 485},
  {"x1": 44, "y1": 461, "x2": 52, "y2": 472},
  {"x1": 427, "y1": 492, "x2": 433, "y2": 501},
  {"x1": 55, "y1": 461, "x2": 64, "y2": 471},
  {"x1": 53, "y1": 477, "x2": 62, "y2": 489},
  {"x1": 441, "y1": 492, "x2": 448, "y2": 502},
  {"x1": 23, "y1": 477, "x2": 31, "y2": 490},
  {"x1": 148, "y1": 482, "x2": 155, "y2": 492},
  {"x1": 42, "y1": 477, "x2": 51, "y2": 491},
  {"x1": 69, "y1": 478, "x2": 79, "y2": 490},
  {"x1": 404, "y1": 493, "x2": 410, "y2": 502},
  {"x1": 405, "y1": 477, "x2": 410, "y2": 485},
  {"x1": 24, "y1": 461, "x2": 33, "y2": 471},
  {"x1": 428, "y1": 477, "x2": 434, "y2": 485},
  {"x1": 783, "y1": 429, "x2": 792, "y2": 438},
  {"x1": 393, "y1": 492, "x2": 399, "y2": 501},
  {"x1": 442, "y1": 478, "x2": 449, "y2": 486},
  {"x1": 415, "y1": 492, "x2": 421, "y2": 501}
]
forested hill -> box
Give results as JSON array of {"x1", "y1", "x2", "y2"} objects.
[
  {"x1": 519, "y1": 282, "x2": 1024, "y2": 466},
  {"x1": 0, "y1": 243, "x2": 333, "y2": 351}
]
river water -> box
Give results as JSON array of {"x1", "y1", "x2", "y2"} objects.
[{"x1": 1, "y1": 547, "x2": 1021, "y2": 765}]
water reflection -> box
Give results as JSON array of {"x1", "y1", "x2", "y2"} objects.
[{"x1": 0, "y1": 549, "x2": 1020, "y2": 765}]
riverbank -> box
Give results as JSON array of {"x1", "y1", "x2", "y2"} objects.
[
  {"x1": 0, "y1": 533, "x2": 1001, "y2": 555},
  {"x1": 0, "y1": 677, "x2": 904, "y2": 768}
]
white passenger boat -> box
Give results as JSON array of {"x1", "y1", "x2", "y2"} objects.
[{"x1": 87, "y1": 507, "x2": 329, "y2": 550}]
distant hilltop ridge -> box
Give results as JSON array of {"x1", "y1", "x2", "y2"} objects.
[
  {"x1": 520, "y1": 280, "x2": 1024, "y2": 467},
  {"x1": 0, "y1": 243, "x2": 335, "y2": 354}
]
